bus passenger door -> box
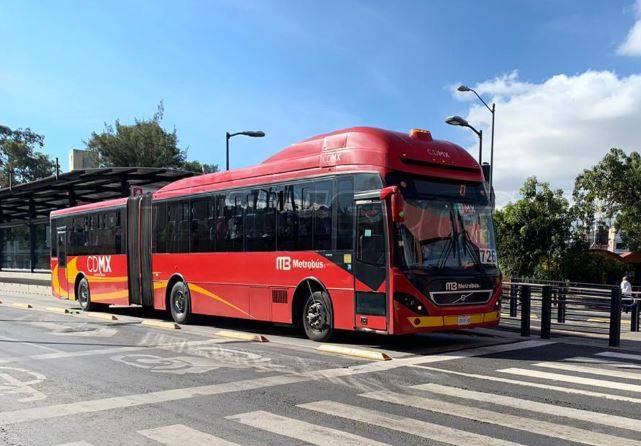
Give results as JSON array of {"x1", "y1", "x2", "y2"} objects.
[
  {"x1": 56, "y1": 228, "x2": 69, "y2": 299},
  {"x1": 353, "y1": 199, "x2": 388, "y2": 331}
]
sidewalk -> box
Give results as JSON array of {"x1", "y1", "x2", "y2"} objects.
[{"x1": 0, "y1": 271, "x2": 50, "y2": 296}]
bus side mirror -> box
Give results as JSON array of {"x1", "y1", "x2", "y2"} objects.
[{"x1": 380, "y1": 186, "x2": 405, "y2": 223}]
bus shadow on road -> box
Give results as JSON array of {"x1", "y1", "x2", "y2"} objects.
[{"x1": 98, "y1": 304, "x2": 510, "y2": 356}]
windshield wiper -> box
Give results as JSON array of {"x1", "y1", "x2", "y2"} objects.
[
  {"x1": 436, "y1": 209, "x2": 458, "y2": 270},
  {"x1": 455, "y1": 212, "x2": 484, "y2": 270}
]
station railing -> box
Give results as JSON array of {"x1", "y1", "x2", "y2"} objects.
[{"x1": 501, "y1": 281, "x2": 640, "y2": 347}]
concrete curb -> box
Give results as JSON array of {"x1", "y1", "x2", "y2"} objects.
[
  {"x1": 316, "y1": 344, "x2": 392, "y2": 361},
  {"x1": 140, "y1": 320, "x2": 181, "y2": 330},
  {"x1": 214, "y1": 330, "x2": 269, "y2": 342}
]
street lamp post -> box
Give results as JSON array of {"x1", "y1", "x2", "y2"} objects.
[
  {"x1": 225, "y1": 130, "x2": 265, "y2": 171},
  {"x1": 457, "y1": 85, "x2": 495, "y2": 190},
  {"x1": 445, "y1": 115, "x2": 483, "y2": 164}
]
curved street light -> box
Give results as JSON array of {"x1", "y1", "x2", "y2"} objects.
[
  {"x1": 458, "y1": 84, "x2": 496, "y2": 191},
  {"x1": 225, "y1": 130, "x2": 265, "y2": 171},
  {"x1": 445, "y1": 115, "x2": 483, "y2": 164}
]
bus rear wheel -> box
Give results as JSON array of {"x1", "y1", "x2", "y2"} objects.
[
  {"x1": 169, "y1": 281, "x2": 191, "y2": 324},
  {"x1": 77, "y1": 277, "x2": 94, "y2": 311},
  {"x1": 302, "y1": 291, "x2": 334, "y2": 341}
]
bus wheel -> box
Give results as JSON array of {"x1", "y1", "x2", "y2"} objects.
[
  {"x1": 303, "y1": 291, "x2": 334, "y2": 341},
  {"x1": 169, "y1": 281, "x2": 191, "y2": 324},
  {"x1": 77, "y1": 277, "x2": 94, "y2": 311}
]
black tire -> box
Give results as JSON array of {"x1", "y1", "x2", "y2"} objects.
[
  {"x1": 77, "y1": 277, "x2": 94, "y2": 311},
  {"x1": 302, "y1": 290, "x2": 334, "y2": 341},
  {"x1": 169, "y1": 281, "x2": 191, "y2": 324}
]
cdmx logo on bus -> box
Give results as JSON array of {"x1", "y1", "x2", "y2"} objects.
[{"x1": 87, "y1": 255, "x2": 112, "y2": 274}]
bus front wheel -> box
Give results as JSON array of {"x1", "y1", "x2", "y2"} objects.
[
  {"x1": 169, "y1": 281, "x2": 192, "y2": 324},
  {"x1": 302, "y1": 291, "x2": 334, "y2": 341}
]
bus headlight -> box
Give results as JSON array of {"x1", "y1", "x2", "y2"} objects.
[{"x1": 394, "y1": 293, "x2": 428, "y2": 315}]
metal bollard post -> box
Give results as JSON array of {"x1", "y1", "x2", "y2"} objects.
[
  {"x1": 631, "y1": 300, "x2": 640, "y2": 332},
  {"x1": 521, "y1": 284, "x2": 531, "y2": 337},
  {"x1": 609, "y1": 287, "x2": 622, "y2": 347},
  {"x1": 541, "y1": 285, "x2": 552, "y2": 339},
  {"x1": 557, "y1": 287, "x2": 566, "y2": 323},
  {"x1": 509, "y1": 284, "x2": 518, "y2": 317}
]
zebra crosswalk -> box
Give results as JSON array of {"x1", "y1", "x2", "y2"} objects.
[{"x1": 54, "y1": 350, "x2": 641, "y2": 446}]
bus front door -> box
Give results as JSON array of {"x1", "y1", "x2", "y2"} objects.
[
  {"x1": 56, "y1": 228, "x2": 69, "y2": 299},
  {"x1": 353, "y1": 199, "x2": 388, "y2": 331}
]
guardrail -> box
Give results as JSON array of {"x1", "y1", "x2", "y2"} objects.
[{"x1": 502, "y1": 282, "x2": 641, "y2": 346}]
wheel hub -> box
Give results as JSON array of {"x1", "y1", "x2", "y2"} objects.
[
  {"x1": 306, "y1": 301, "x2": 327, "y2": 331},
  {"x1": 174, "y1": 291, "x2": 185, "y2": 314}
]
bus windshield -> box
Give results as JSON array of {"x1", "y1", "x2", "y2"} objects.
[{"x1": 389, "y1": 175, "x2": 497, "y2": 271}]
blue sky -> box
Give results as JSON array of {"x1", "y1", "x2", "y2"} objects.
[{"x1": 1, "y1": 0, "x2": 640, "y2": 201}]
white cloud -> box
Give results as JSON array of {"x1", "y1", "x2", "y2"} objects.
[
  {"x1": 453, "y1": 70, "x2": 641, "y2": 206},
  {"x1": 618, "y1": 0, "x2": 641, "y2": 56}
]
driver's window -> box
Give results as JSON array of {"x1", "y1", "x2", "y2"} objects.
[{"x1": 356, "y1": 202, "x2": 386, "y2": 265}]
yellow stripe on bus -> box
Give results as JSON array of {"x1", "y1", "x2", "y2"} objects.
[
  {"x1": 408, "y1": 310, "x2": 500, "y2": 328},
  {"x1": 188, "y1": 283, "x2": 253, "y2": 319}
]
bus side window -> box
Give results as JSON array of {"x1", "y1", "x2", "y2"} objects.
[
  {"x1": 213, "y1": 194, "x2": 226, "y2": 252},
  {"x1": 277, "y1": 185, "x2": 298, "y2": 251},
  {"x1": 313, "y1": 180, "x2": 332, "y2": 251},
  {"x1": 354, "y1": 173, "x2": 383, "y2": 192},
  {"x1": 224, "y1": 192, "x2": 245, "y2": 252},
  {"x1": 153, "y1": 202, "x2": 167, "y2": 253},
  {"x1": 190, "y1": 197, "x2": 210, "y2": 253},
  {"x1": 298, "y1": 184, "x2": 313, "y2": 250},
  {"x1": 336, "y1": 176, "x2": 354, "y2": 251},
  {"x1": 356, "y1": 202, "x2": 386, "y2": 265}
]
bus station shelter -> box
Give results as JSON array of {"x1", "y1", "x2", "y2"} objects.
[{"x1": 0, "y1": 167, "x2": 193, "y2": 272}]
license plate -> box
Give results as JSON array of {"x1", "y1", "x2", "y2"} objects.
[{"x1": 458, "y1": 315, "x2": 471, "y2": 325}]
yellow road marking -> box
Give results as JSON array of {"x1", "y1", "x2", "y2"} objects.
[{"x1": 10, "y1": 303, "x2": 33, "y2": 309}]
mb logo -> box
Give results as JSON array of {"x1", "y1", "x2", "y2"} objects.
[
  {"x1": 276, "y1": 256, "x2": 291, "y2": 271},
  {"x1": 445, "y1": 282, "x2": 458, "y2": 291}
]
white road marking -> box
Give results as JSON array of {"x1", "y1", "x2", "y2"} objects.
[
  {"x1": 227, "y1": 410, "x2": 390, "y2": 446},
  {"x1": 0, "y1": 374, "x2": 307, "y2": 425},
  {"x1": 563, "y1": 356, "x2": 641, "y2": 369},
  {"x1": 299, "y1": 400, "x2": 525, "y2": 446},
  {"x1": 362, "y1": 390, "x2": 640, "y2": 446},
  {"x1": 597, "y1": 351, "x2": 641, "y2": 362},
  {"x1": 0, "y1": 339, "x2": 235, "y2": 365},
  {"x1": 414, "y1": 365, "x2": 641, "y2": 404},
  {"x1": 0, "y1": 339, "x2": 554, "y2": 426},
  {"x1": 500, "y1": 368, "x2": 641, "y2": 393},
  {"x1": 413, "y1": 382, "x2": 641, "y2": 432},
  {"x1": 138, "y1": 424, "x2": 240, "y2": 445},
  {"x1": 308, "y1": 340, "x2": 553, "y2": 379},
  {"x1": 534, "y1": 361, "x2": 641, "y2": 381}
]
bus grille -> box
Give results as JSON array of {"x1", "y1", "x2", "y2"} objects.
[{"x1": 429, "y1": 290, "x2": 492, "y2": 306}]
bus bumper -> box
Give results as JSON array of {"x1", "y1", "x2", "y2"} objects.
[{"x1": 393, "y1": 310, "x2": 501, "y2": 334}]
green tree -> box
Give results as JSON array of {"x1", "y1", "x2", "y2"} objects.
[
  {"x1": 0, "y1": 126, "x2": 54, "y2": 188},
  {"x1": 181, "y1": 160, "x2": 218, "y2": 174},
  {"x1": 494, "y1": 177, "x2": 572, "y2": 279},
  {"x1": 85, "y1": 103, "x2": 217, "y2": 173},
  {"x1": 574, "y1": 148, "x2": 641, "y2": 251}
]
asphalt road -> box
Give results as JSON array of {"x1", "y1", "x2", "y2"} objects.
[{"x1": 1, "y1": 294, "x2": 641, "y2": 446}]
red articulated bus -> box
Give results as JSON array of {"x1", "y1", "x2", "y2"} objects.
[{"x1": 51, "y1": 127, "x2": 500, "y2": 340}]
